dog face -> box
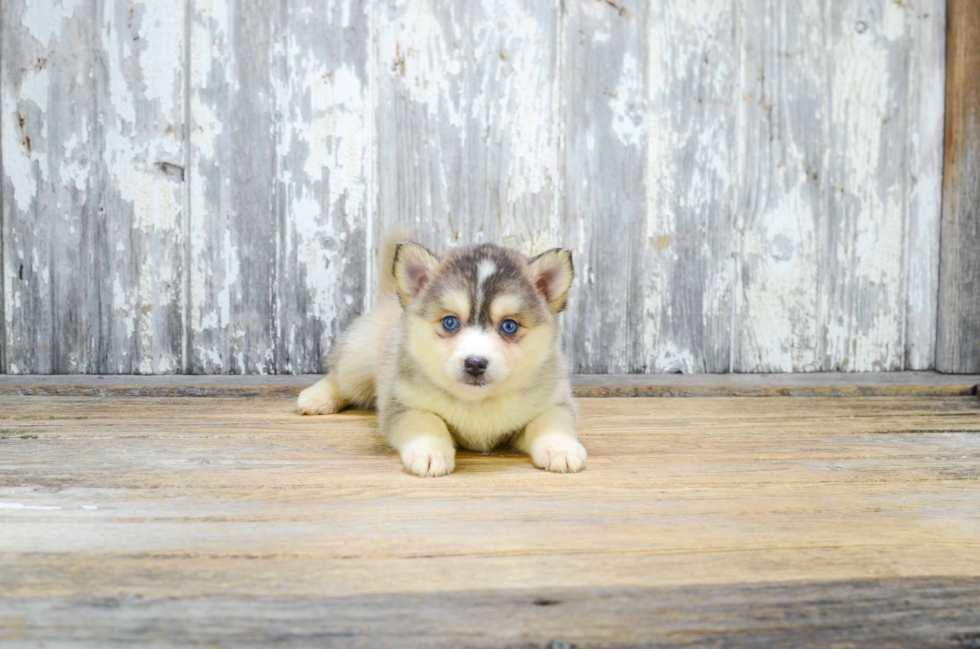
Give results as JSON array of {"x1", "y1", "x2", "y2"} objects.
[{"x1": 393, "y1": 242, "x2": 573, "y2": 401}]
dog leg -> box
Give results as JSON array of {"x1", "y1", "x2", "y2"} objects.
[
  {"x1": 514, "y1": 405, "x2": 586, "y2": 473},
  {"x1": 296, "y1": 374, "x2": 347, "y2": 415},
  {"x1": 387, "y1": 410, "x2": 456, "y2": 477}
]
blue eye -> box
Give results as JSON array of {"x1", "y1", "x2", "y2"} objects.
[
  {"x1": 442, "y1": 316, "x2": 460, "y2": 332},
  {"x1": 500, "y1": 319, "x2": 518, "y2": 336}
]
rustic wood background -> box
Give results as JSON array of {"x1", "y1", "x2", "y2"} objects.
[
  {"x1": 1, "y1": 0, "x2": 951, "y2": 375},
  {"x1": 937, "y1": 0, "x2": 980, "y2": 374}
]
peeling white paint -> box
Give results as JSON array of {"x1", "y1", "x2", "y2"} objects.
[
  {"x1": 2, "y1": 68, "x2": 50, "y2": 212},
  {"x1": 378, "y1": 0, "x2": 465, "y2": 130},
  {"x1": 293, "y1": 195, "x2": 340, "y2": 323},
  {"x1": 740, "y1": 183, "x2": 821, "y2": 372},
  {"x1": 21, "y1": 0, "x2": 83, "y2": 46},
  {"x1": 653, "y1": 343, "x2": 697, "y2": 375},
  {"x1": 113, "y1": 275, "x2": 136, "y2": 339},
  {"x1": 101, "y1": 0, "x2": 137, "y2": 127},
  {"x1": 609, "y1": 53, "x2": 645, "y2": 148},
  {"x1": 1, "y1": 0, "x2": 949, "y2": 375},
  {"x1": 641, "y1": 0, "x2": 737, "y2": 372},
  {"x1": 824, "y1": 3, "x2": 905, "y2": 371},
  {"x1": 216, "y1": 226, "x2": 240, "y2": 331},
  {"x1": 59, "y1": 132, "x2": 89, "y2": 191},
  {"x1": 477, "y1": 0, "x2": 558, "y2": 212},
  {"x1": 196, "y1": 347, "x2": 223, "y2": 370},
  {"x1": 136, "y1": 0, "x2": 183, "y2": 118},
  {"x1": 301, "y1": 64, "x2": 367, "y2": 217},
  {"x1": 188, "y1": 0, "x2": 236, "y2": 372}
]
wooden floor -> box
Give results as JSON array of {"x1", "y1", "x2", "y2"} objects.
[{"x1": 2, "y1": 388, "x2": 980, "y2": 647}]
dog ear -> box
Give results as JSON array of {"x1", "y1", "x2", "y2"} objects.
[
  {"x1": 529, "y1": 248, "x2": 574, "y2": 312},
  {"x1": 393, "y1": 242, "x2": 440, "y2": 306}
]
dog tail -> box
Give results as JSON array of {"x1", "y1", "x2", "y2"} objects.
[{"x1": 377, "y1": 228, "x2": 411, "y2": 298}]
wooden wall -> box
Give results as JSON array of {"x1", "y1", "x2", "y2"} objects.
[
  {"x1": 937, "y1": 0, "x2": 980, "y2": 374},
  {"x1": 1, "y1": 0, "x2": 950, "y2": 374}
]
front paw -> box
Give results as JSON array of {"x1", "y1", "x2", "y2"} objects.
[
  {"x1": 530, "y1": 432, "x2": 587, "y2": 473},
  {"x1": 401, "y1": 437, "x2": 456, "y2": 477}
]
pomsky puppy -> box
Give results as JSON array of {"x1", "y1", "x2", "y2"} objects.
[{"x1": 297, "y1": 235, "x2": 586, "y2": 477}]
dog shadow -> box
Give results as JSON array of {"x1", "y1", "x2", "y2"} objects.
[
  {"x1": 293, "y1": 406, "x2": 539, "y2": 474},
  {"x1": 452, "y1": 448, "x2": 533, "y2": 474}
]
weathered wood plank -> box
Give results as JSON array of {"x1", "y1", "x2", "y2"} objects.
[
  {"x1": 0, "y1": 372, "x2": 977, "y2": 398},
  {"x1": 273, "y1": 0, "x2": 372, "y2": 374},
  {"x1": 818, "y1": 0, "x2": 928, "y2": 372},
  {"x1": 905, "y1": 3, "x2": 946, "y2": 370},
  {"x1": 3, "y1": 578, "x2": 980, "y2": 648},
  {"x1": 639, "y1": 0, "x2": 738, "y2": 373},
  {"x1": 0, "y1": 104, "x2": 5, "y2": 377},
  {"x1": 937, "y1": 0, "x2": 980, "y2": 374},
  {"x1": 561, "y1": 0, "x2": 646, "y2": 373},
  {"x1": 2, "y1": 1, "x2": 95, "y2": 373},
  {"x1": 187, "y1": 0, "x2": 278, "y2": 373},
  {"x1": 1, "y1": 0, "x2": 186, "y2": 374},
  {"x1": 96, "y1": 0, "x2": 187, "y2": 375},
  {"x1": 735, "y1": 0, "x2": 941, "y2": 373},
  {"x1": 734, "y1": 0, "x2": 827, "y2": 372},
  {"x1": 0, "y1": 395, "x2": 979, "y2": 645},
  {"x1": 375, "y1": 0, "x2": 562, "y2": 256},
  {"x1": 569, "y1": 371, "x2": 980, "y2": 397}
]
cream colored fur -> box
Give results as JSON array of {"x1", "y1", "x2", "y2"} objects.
[{"x1": 297, "y1": 238, "x2": 584, "y2": 477}]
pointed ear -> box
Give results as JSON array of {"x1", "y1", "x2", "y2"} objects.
[
  {"x1": 529, "y1": 248, "x2": 574, "y2": 311},
  {"x1": 392, "y1": 242, "x2": 440, "y2": 306}
]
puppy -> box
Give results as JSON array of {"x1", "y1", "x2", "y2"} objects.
[{"x1": 297, "y1": 236, "x2": 585, "y2": 477}]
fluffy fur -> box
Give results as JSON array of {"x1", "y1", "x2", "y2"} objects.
[{"x1": 297, "y1": 235, "x2": 585, "y2": 477}]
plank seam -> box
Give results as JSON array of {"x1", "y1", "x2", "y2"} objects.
[
  {"x1": 1, "y1": 373, "x2": 977, "y2": 399},
  {"x1": 937, "y1": 0, "x2": 980, "y2": 372},
  {"x1": 555, "y1": 0, "x2": 568, "y2": 372},
  {"x1": 273, "y1": 4, "x2": 285, "y2": 374},
  {"x1": 934, "y1": 0, "x2": 951, "y2": 371},
  {"x1": 1, "y1": 383, "x2": 976, "y2": 399},
  {"x1": 181, "y1": 0, "x2": 194, "y2": 375},
  {"x1": 729, "y1": 0, "x2": 744, "y2": 374},
  {"x1": 365, "y1": 0, "x2": 374, "y2": 318},
  {"x1": 900, "y1": 12, "x2": 913, "y2": 371},
  {"x1": 91, "y1": 0, "x2": 105, "y2": 375},
  {"x1": 0, "y1": 21, "x2": 5, "y2": 375},
  {"x1": 935, "y1": 102, "x2": 948, "y2": 372},
  {"x1": 364, "y1": 0, "x2": 378, "y2": 337}
]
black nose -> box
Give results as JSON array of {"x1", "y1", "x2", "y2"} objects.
[{"x1": 464, "y1": 356, "x2": 489, "y2": 377}]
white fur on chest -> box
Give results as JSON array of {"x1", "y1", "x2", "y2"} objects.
[{"x1": 394, "y1": 380, "x2": 561, "y2": 451}]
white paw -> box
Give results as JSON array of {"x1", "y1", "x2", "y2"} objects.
[
  {"x1": 401, "y1": 437, "x2": 456, "y2": 477},
  {"x1": 296, "y1": 379, "x2": 340, "y2": 415},
  {"x1": 531, "y1": 432, "x2": 587, "y2": 473}
]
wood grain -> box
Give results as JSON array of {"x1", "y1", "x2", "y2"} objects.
[
  {"x1": 0, "y1": 0, "x2": 955, "y2": 375},
  {"x1": 3, "y1": 579, "x2": 980, "y2": 648},
  {"x1": 0, "y1": 394, "x2": 979, "y2": 645},
  {"x1": 187, "y1": 0, "x2": 279, "y2": 374},
  {"x1": 273, "y1": 0, "x2": 371, "y2": 374},
  {"x1": 561, "y1": 0, "x2": 648, "y2": 373},
  {"x1": 2, "y1": 0, "x2": 186, "y2": 374},
  {"x1": 640, "y1": 0, "x2": 738, "y2": 373},
  {"x1": 735, "y1": 0, "x2": 946, "y2": 373},
  {"x1": 375, "y1": 0, "x2": 561, "y2": 252},
  {"x1": 937, "y1": 0, "x2": 980, "y2": 374},
  {"x1": 905, "y1": 0, "x2": 947, "y2": 370},
  {"x1": 0, "y1": 372, "x2": 977, "y2": 398}
]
